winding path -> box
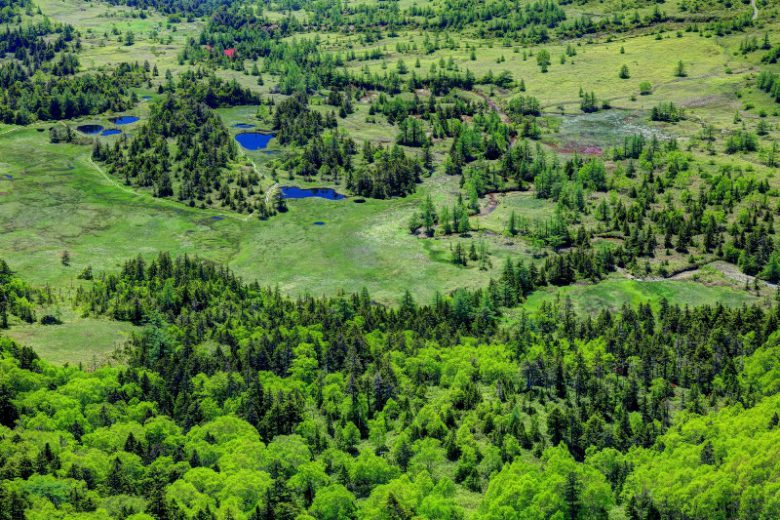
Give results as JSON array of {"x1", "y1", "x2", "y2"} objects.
[{"x1": 751, "y1": 0, "x2": 758, "y2": 20}]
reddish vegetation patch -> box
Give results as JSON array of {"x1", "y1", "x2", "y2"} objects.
[
  {"x1": 547, "y1": 142, "x2": 604, "y2": 156},
  {"x1": 581, "y1": 146, "x2": 603, "y2": 155},
  {"x1": 223, "y1": 48, "x2": 237, "y2": 58}
]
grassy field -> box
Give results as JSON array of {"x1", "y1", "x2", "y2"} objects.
[
  {"x1": 4, "y1": 313, "x2": 138, "y2": 366},
  {"x1": 521, "y1": 276, "x2": 763, "y2": 315},
  {"x1": 36, "y1": 0, "x2": 203, "y2": 71}
]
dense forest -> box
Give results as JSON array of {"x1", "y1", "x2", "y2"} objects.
[{"x1": 1, "y1": 254, "x2": 780, "y2": 519}]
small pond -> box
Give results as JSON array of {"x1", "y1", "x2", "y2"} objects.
[
  {"x1": 111, "y1": 116, "x2": 140, "y2": 125},
  {"x1": 77, "y1": 124, "x2": 103, "y2": 135},
  {"x1": 313, "y1": 221, "x2": 326, "y2": 226},
  {"x1": 101, "y1": 129, "x2": 122, "y2": 136},
  {"x1": 142, "y1": 96, "x2": 152, "y2": 101},
  {"x1": 281, "y1": 186, "x2": 346, "y2": 200},
  {"x1": 233, "y1": 123, "x2": 255, "y2": 129},
  {"x1": 235, "y1": 132, "x2": 274, "y2": 151}
]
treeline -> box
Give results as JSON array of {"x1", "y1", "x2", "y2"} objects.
[
  {"x1": 101, "y1": 0, "x2": 235, "y2": 17},
  {"x1": 370, "y1": 92, "x2": 477, "y2": 126},
  {"x1": 0, "y1": 0, "x2": 29, "y2": 23},
  {"x1": 0, "y1": 259, "x2": 47, "y2": 326},
  {"x1": 0, "y1": 62, "x2": 147, "y2": 124},
  {"x1": 757, "y1": 69, "x2": 780, "y2": 103},
  {"x1": 0, "y1": 21, "x2": 77, "y2": 71},
  {"x1": 158, "y1": 68, "x2": 260, "y2": 108},
  {"x1": 192, "y1": 6, "x2": 479, "y2": 96},
  {"x1": 348, "y1": 144, "x2": 422, "y2": 198}
]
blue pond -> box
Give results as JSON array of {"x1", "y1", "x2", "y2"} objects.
[
  {"x1": 235, "y1": 132, "x2": 274, "y2": 151},
  {"x1": 3, "y1": 174, "x2": 12, "y2": 180},
  {"x1": 233, "y1": 123, "x2": 255, "y2": 129},
  {"x1": 313, "y1": 221, "x2": 325, "y2": 226},
  {"x1": 142, "y1": 96, "x2": 152, "y2": 101},
  {"x1": 281, "y1": 186, "x2": 346, "y2": 200},
  {"x1": 211, "y1": 216, "x2": 225, "y2": 221},
  {"x1": 101, "y1": 129, "x2": 122, "y2": 136},
  {"x1": 77, "y1": 124, "x2": 103, "y2": 135},
  {"x1": 111, "y1": 116, "x2": 139, "y2": 125}
]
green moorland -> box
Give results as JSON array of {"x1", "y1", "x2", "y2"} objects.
[{"x1": 2, "y1": 0, "x2": 780, "y2": 517}]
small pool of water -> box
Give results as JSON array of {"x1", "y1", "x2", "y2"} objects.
[
  {"x1": 211, "y1": 216, "x2": 225, "y2": 221},
  {"x1": 313, "y1": 221, "x2": 325, "y2": 226},
  {"x1": 142, "y1": 96, "x2": 152, "y2": 101},
  {"x1": 234, "y1": 123, "x2": 255, "y2": 129},
  {"x1": 101, "y1": 129, "x2": 122, "y2": 136},
  {"x1": 281, "y1": 186, "x2": 346, "y2": 200},
  {"x1": 2, "y1": 174, "x2": 12, "y2": 180},
  {"x1": 111, "y1": 116, "x2": 140, "y2": 125},
  {"x1": 77, "y1": 124, "x2": 103, "y2": 135},
  {"x1": 235, "y1": 132, "x2": 274, "y2": 151}
]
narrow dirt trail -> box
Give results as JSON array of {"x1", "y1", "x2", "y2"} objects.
[
  {"x1": 751, "y1": 0, "x2": 758, "y2": 20},
  {"x1": 480, "y1": 193, "x2": 499, "y2": 216},
  {"x1": 474, "y1": 90, "x2": 511, "y2": 124}
]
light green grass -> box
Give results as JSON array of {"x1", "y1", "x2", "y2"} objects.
[
  {"x1": 521, "y1": 277, "x2": 761, "y2": 315},
  {"x1": 5, "y1": 315, "x2": 138, "y2": 366},
  {"x1": 474, "y1": 191, "x2": 557, "y2": 234}
]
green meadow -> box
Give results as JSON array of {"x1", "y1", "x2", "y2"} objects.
[{"x1": 522, "y1": 276, "x2": 763, "y2": 315}]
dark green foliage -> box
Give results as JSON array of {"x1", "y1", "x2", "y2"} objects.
[
  {"x1": 650, "y1": 101, "x2": 682, "y2": 122},
  {"x1": 507, "y1": 94, "x2": 541, "y2": 119},
  {"x1": 725, "y1": 129, "x2": 758, "y2": 154},
  {"x1": 0, "y1": 63, "x2": 147, "y2": 124},
  {"x1": 273, "y1": 92, "x2": 327, "y2": 146},
  {"x1": 757, "y1": 70, "x2": 780, "y2": 102},
  {"x1": 348, "y1": 145, "x2": 422, "y2": 198},
  {"x1": 580, "y1": 91, "x2": 598, "y2": 113}
]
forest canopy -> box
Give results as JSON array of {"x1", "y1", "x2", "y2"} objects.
[{"x1": 1, "y1": 254, "x2": 780, "y2": 519}]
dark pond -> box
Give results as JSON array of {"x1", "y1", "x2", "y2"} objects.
[
  {"x1": 101, "y1": 129, "x2": 122, "y2": 136},
  {"x1": 235, "y1": 132, "x2": 274, "y2": 150},
  {"x1": 211, "y1": 216, "x2": 225, "y2": 221},
  {"x1": 313, "y1": 221, "x2": 326, "y2": 226},
  {"x1": 3, "y1": 174, "x2": 12, "y2": 180},
  {"x1": 234, "y1": 123, "x2": 255, "y2": 129},
  {"x1": 77, "y1": 124, "x2": 103, "y2": 135},
  {"x1": 111, "y1": 116, "x2": 140, "y2": 125},
  {"x1": 142, "y1": 96, "x2": 152, "y2": 101},
  {"x1": 353, "y1": 198, "x2": 366, "y2": 204},
  {"x1": 281, "y1": 186, "x2": 346, "y2": 200}
]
